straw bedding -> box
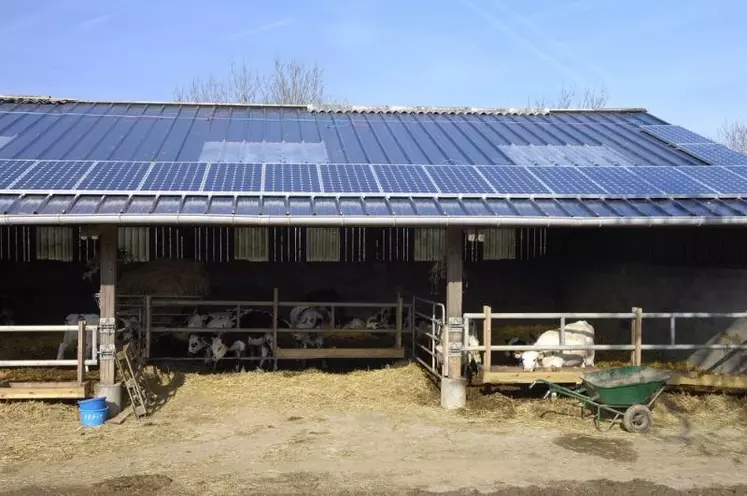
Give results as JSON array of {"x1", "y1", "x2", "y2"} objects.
[{"x1": 117, "y1": 258, "x2": 210, "y2": 296}]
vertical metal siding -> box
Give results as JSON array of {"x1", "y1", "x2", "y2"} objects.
[
  {"x1": 234, "y1": 227, "x2": 269, "y2": 261},
  {"x1": 414, "y1": 228, "x2": 445, "y2": 262},
  {"x1": 35, "y1": 226, "x2": 73, "y2": 261},
  {"x1": 483, "y1": 228, "x2": 517, "y2": 260},
  {"x1": 306, "y1": 228, "x2": 340, "y2": 262},
  {"x1": 118, "y1": 227, "x2": 150, "y2": 262}
]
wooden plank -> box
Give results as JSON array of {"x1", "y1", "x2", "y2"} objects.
[
  {"x1": 0, "y1": 381, "x2": 89, "y2": 400},
  {"x1": 106, "y1": 408, "x2": 132, "y2": 425},
  {"x1": 275, "y1": 347, "x2": 405, "y2": 360},
  {"x1": 479, "y1": 367, "x2": 747, "y2": 390}
]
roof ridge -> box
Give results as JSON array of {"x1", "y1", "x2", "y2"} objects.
[{"x1": 0, "y1": 95, "x2": 648, "y2": 115}]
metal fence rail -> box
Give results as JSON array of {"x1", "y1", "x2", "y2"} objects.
[
  {"x1": 0, "y1": 324, "x2": 98, "y2": 367},
  {"x1": 403, "y1": 291, "x2": 445, "y2": 378},
  {"x1": 461, "y1": 309, "x2": 747, "y2": 367}
]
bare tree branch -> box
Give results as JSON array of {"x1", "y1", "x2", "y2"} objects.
[
  {"x1": 533, "y1": 83, "x2": 609, "y2": 109},
  {"x1": 174, "y1": 57, "x2": 329, "y2": 105},
  {"x1": 718, "y1": 120, "x2": 747, "y2": 153}
]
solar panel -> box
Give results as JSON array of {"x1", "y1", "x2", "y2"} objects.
[
  {"x1": 373, "y1": 165, "x2": 437, "y2": 193},
  {"x1": 426, "y1": 165, "x2": 494, "y2": 194},
  {"x1": 577, "y1": 167, "x2": 664, "y2": 195},
  {"x1": 78, "y1": 161, "x2": 151, "y2": 190},
  {"x1": 203, "y1": 163, "x2": 262, "y2": 192},
  {"x1": 0, "y1": 160, "x2": 36, "y2": 188},
  {"x1": 640, "y1": 125, "x2": 713, "y2": 145},
  {"x1": 263, "y1": 164, "x2": 320, "y2": 193},
  {"x1": 625, "y1": 166, "x2": 717, "y2": 195},
  {"x1": 320, "y1": 164, "x2": 380, "y2": 193},
  {"x1": 12, "y1": 160, "x2": 93, "y2": 190},
  {"x1": 477, "y1": 166, "x2": 551, "y2": 194},
  {"x1": 528, "y1": 167, "x2": 607, "y2": 195},
  {"x1": 139, "y1": 162, "x2": 207, "y2": 191},
  {"x1": 678, "y1": 144, "x2": 747, "y2": 165},
  {"x1": 675, "y1": 166, "x2": 747, "y2": 194}
]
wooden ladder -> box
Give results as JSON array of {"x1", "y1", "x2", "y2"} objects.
[{"x1": 115, "y1": 343, "x2": 152, "y2": 419}]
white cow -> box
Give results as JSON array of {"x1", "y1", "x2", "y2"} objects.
[
  {"x1": 57, "y1": 313, "x2": 100, "y2": 360},
  {"x1": 515, "y1": 320, "x2": 595, "y2": 372}
]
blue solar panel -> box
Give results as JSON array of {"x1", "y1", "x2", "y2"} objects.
[
  {"x1": 264, "y1": 164, "x2": 320, "y2": 192},
  {"x1": 0, "y1": 160, "x2": 36, "y2": 188},
  {"x1": 139, "y1": 162, "x2": 207, "y2": 191},
  {"x1": 203, "y1": 163, "x2": 262, "y2": 192},
  {"x1": 320, "y1": 164, "x2": 380, "y2": 193},
  {"x1": 477, "y1": 166, "x2": 551, "y2": 194},
  {"x1": 577, "y1": 167, "x2": 664, "y2": 195},
  {"x1": 676, "y1": 167, "x2": 747, "y2": 194},
  {"x1": 528, "y1": 167, "x2": 607, "y2": 195},
  {"x1": 373, "y1": 165, "x2": 437, "y2": 193},
  {"x1": 640, "y1": 125, "x2": 714, "y2": 145},
  {"x1": 426, "y1": 165, "x2": 494, "y2": 194},
  {"x1": 12, "y1": 160, "x2": 93, "y2": 189},
  {"x1": 626, "y1": 166, "x2": 717, "y2": 195},
  {"x1": 78, "y1": 161, "x2": 151, "y2": 190},
  {"x1": 678, "y1": 144, "x2": 747, "y2": 165}
]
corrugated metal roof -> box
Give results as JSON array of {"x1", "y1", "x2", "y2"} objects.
[
  {"x1": 0, "y1": 96, "x2": 703, "y2": 166},
  {"x1": 0, "y1": 193, "x2": 743, "y2": 227},
  {"x1": 0, "y1": 96, "x2": 746, "y2": 226}
]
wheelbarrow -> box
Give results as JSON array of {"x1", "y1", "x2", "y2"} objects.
[{"x1": 530, "y1": 365, "x2": 671, "y2": 433}]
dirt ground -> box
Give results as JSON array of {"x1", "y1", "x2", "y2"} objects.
[{"x1": 0, "y1": 365, "x2": 745, "y2": 495}]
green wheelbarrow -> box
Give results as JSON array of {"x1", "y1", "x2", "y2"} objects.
[{"x1": 530, "y1": 365, "x2": 671, "y2": 433}]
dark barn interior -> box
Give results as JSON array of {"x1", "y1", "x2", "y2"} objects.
[{"x1": 1, "y1": 224, "x2": 746, "y2": 367}]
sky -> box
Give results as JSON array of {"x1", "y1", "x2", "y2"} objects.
[{"x1": 1, "y1": 0, "x2": 746, "y2": 139}]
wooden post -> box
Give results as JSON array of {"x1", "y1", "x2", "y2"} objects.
[
  {"x1": 144, "y1": 295, "x2": 152, "y2": 359},
  {"x1": 77, "y1": 319, "x2": 86, "y2": 385},
  {"x1": 99, "y1": 225, "x2": 117, "y2": 386},
  {"x1": 634, "y1": 307, "x2": 643, "y2": 366},
  {"x1": 446, "y1": 226, "x2": 463, "y2": 379},
  {"x1": 395, "y1": 293, "x2": 403, "y2": 348},
  {"x1": 483, "y1": 305, "x2": 492, "y2": 371},
  {"x1": 630, "y1": 307, "x2": 636, "y2": 365},
  {"x1": 272, "y1": 287, "x2": 279, "y2": 371}
]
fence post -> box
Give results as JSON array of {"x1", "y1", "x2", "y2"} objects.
[
  {"x1": 395, "y1": 293, "x2": 403, "y2": 348},
  {"x1": 630, "y1": 307, "x2": 637, "y2": 365},
  {"x1": 482, "y1": 305, "x2": 492, "y2": 371},
  {"x1": 77, "y1": 320, "x2": 86, "y2": 385},
  {"x1": 273, "y1": 288, "x2": 279, "y2": 371},
  {"x1": 634, "y1": 307, "x2": 643, "y2": 366},
  {"x1": 145, "y1": 295, "x2": 152, "y2": 359}
]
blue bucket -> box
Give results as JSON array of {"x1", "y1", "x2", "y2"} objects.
[
  {"x1": 80, "y1": 407, "x2": 109, "y2": 427},
  {"x1": 78, "y1": 397, "x2": 106, "y2": 411}
]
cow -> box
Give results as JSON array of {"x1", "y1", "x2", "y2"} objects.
[
  {"x1": 57, "y1": 313, "x2": 100, "y2": 360},
  {"x1": 514, "y1": 321, "x2": 595, "y2": 372}
]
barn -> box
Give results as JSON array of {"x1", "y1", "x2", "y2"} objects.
[{"x1": 0, "y1": 95, "x2": 746, "y2": 411}]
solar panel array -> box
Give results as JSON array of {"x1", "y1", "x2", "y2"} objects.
[
  {"x1": 4, "y1": 159, "x2": 747, "y2": 197},
  {"x1": 640, "y1": 124, "x2": 747, "y2": 165}
]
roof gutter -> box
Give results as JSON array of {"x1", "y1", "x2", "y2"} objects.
[{"x1": 0, "y1": 214, "x2": 737, "y2": 227}]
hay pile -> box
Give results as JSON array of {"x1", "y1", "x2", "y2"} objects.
[{"x1": 117, "y1": 258, "x2": 210, "y2": 296}]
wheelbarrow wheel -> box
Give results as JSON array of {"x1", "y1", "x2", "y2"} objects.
[{"x1": 622, "y1": 404, "x2": 652, "y2": 433}]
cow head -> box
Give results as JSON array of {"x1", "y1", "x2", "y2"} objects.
[
  {"x1": 210, "y1": 337, "x2": 228, "y2": 362},
  {"x1": 297, "y1": 309, "x2": 324, "y2": 329},
  {"x1": 187, "y1": 313, "x2": 209, "y2": 328},
  {"x1": 188, "y1": 334, "x2": 208, "y2": 355},
  {"x1": 262, "y1": 332, "x2": 275, "y2": 351},
  {"x1": 515, "y1": 350, "x2": 545, "y2": 372}
]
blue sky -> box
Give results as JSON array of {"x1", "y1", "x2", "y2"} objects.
[{"x1": 1, "y1": 0, "x2": 745, "y2": 138}]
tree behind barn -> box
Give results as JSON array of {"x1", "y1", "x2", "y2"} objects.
[
  {"x1": 174, "y1": 57, "x2": 327, "y2": 105},
  {"x1": 718, "y1": 120, "x2": 747, "y2": 153}
]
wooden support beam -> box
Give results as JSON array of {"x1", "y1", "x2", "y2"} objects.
[
  {"x1": 275, "y1": 347, "x2": 406, "y2": 360},
  {"x1": 99, "y1": 225, "x2": 118, "y2": 386},
  {"x1": 272, "y1": 288, "x2": 279, "y2": 371},
  {"x1": 483, "y1": 305, "x2": 492, "y2": 370},
  {"x1": 446, "y1": 226, "x2": 463, "y2": 379}
]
